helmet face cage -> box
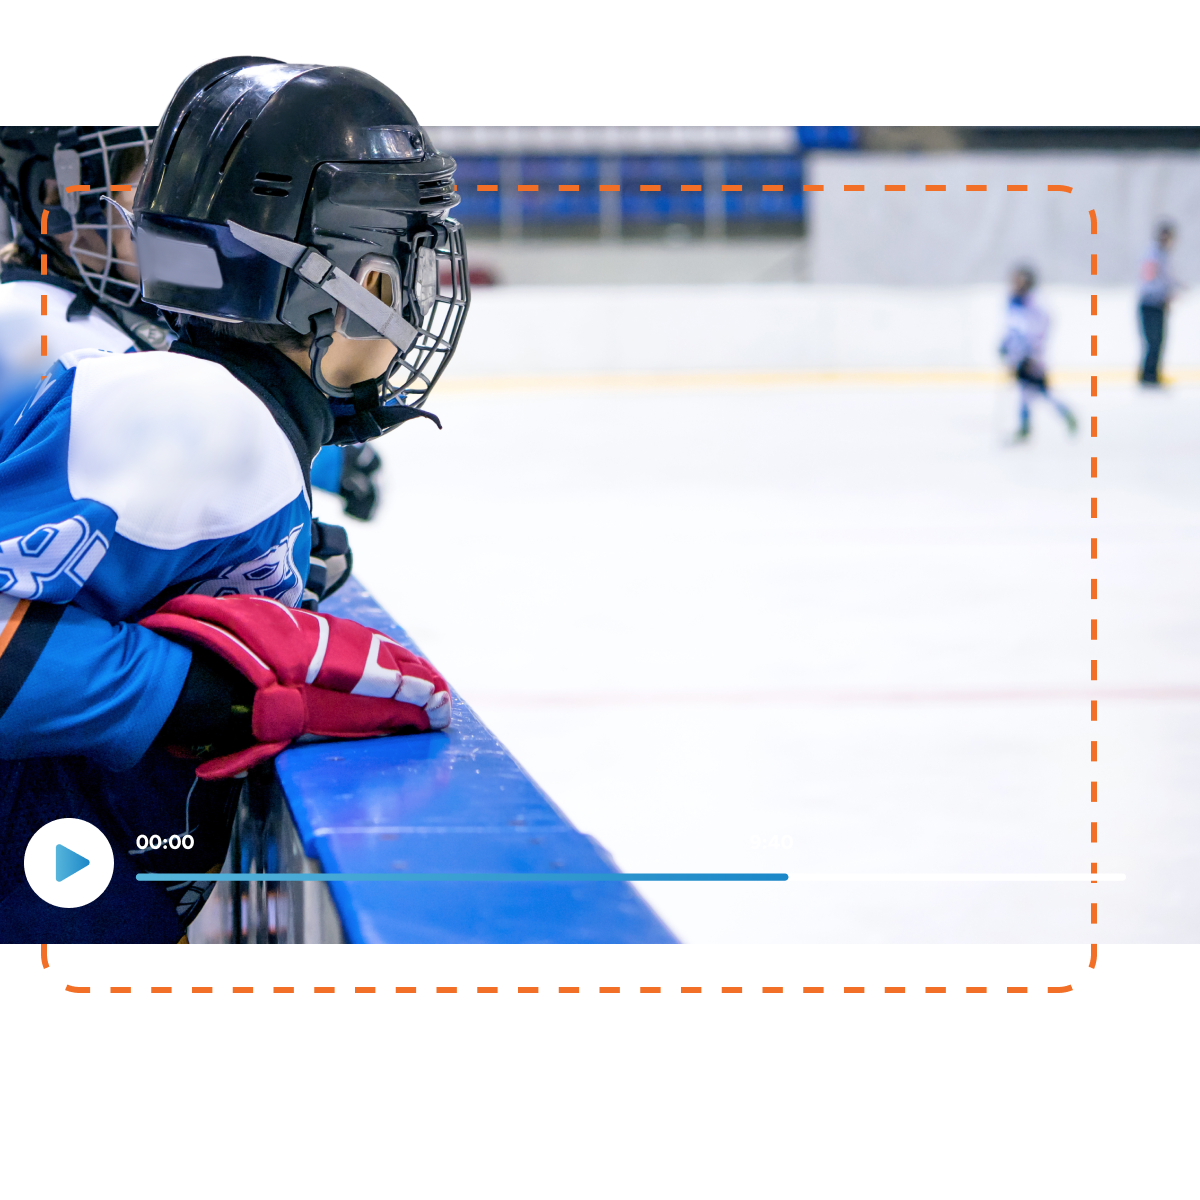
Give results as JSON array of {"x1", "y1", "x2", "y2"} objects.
[
  {"x1": 380, "y1": 217, "x2": 470, "y2": 407},
  {"x1": 268, "y1": 157, "x2": 469, "y2": 413},
  {"x1": 54, "y1": 126, "x2": 153, "y2": 307}
]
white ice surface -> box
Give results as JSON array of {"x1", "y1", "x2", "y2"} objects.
[
  {"x1": 315, "y1": 351, "x2": 1200, "y2": 943},
  {"x1": 447, "y1": 282, "x2": 1200, "y2": 375}
]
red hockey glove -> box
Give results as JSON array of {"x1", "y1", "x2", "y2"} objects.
[{"x1": 141, "y1": 594, "x2": 451, "y2": 780}]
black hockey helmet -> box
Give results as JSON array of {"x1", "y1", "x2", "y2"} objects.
[
  {"x1": 1, "y1": 127, "x2": 68, "y2": 243},
  {"x1": 133, "y1": 58, "x2": 470, "y2": 443},
  {"x1": 1, "y1": 124, "x2": 155, "y2": 306}
]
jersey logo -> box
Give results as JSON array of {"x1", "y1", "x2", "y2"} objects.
[
  {"x1": 0, "y1": 516, "x2": 109, "y2": 600},
  {"x1": 188, "y1": 525, "x2": 305, "y2": 608}
]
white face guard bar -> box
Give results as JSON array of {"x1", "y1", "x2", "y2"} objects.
[{"x1": 226, "y1": 220, "x2": 421, "y2": 353}]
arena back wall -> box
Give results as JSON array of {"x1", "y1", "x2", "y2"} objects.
[{"x1": 806, "y1": 151, "x2": 1200, "y2": 285}]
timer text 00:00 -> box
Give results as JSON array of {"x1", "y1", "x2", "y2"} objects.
[{"x1": 136, "y1": 833, "x2": 195, "y2": 850}]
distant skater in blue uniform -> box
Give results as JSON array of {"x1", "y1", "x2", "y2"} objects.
[
  {"x1": 1000, "y1": 265, "x2": 1077, "y2": 442},
  {"x1": 0, "y1": 58, "x2": 469, "y2": 942}
]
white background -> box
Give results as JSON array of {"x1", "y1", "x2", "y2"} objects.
[
  {"x1": 2, "y1": 0, "x2": 1199, "y2": 126},
  {"x1": 4, "y1": 2, "x2": 1200, "y2": 1194}
]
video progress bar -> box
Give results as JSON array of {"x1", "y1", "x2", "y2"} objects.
[{"x1": 137, "y1": 872, "x2": 790, "y2": 883}]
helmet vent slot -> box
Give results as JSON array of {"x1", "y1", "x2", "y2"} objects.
[
  {"x1": 220, "y1": 121, "x2": 253, "y2": 175},
  {"x1": 163, "y1": 112, "x2": 190, "y2": 166},
  {"x1": 252, "y1": 171, "x2": 291, "y2": 199},
  {"x1": 418, "y1": 177, "x2": 456, "y2": 205}
]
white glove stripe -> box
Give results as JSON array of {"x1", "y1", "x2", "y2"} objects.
[
  {"x1": 305, "y1": 614, "x2": 330, "y2": 685},
  {"x1": 395, "y1": 675, "x2": 435, "y2": 706},
  {"x1": 186, "y1": 619, "x2": 272, "y2": 673},
  {"x1": 350, "y1": 631, "x2": 403, "y2": 698},
  {"x1": 246, "y1": 595, "x2": 300, "y2": 626}
]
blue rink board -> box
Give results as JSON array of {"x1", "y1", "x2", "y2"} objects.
[{"x1": 273, "y1": 578, "x2": 677, "y2": 944}]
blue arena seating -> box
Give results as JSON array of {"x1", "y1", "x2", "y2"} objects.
[
  {"x1": 451, "y1": 153, "x2": 811, "y2": 230},
  {"x1": 445, "y1": 129, "x2": 857, "y2": 234}
]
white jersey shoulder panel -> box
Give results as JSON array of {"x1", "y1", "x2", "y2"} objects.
[
  {"x1": 67, "y1": 351, "x2": 306, "y2": 550},
  {"x1": 0, "y1": 281, "x2": 134, "y2": 379}
]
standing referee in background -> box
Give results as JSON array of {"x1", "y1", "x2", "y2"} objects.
[{"x1": 1138, "y1": 220, "x2": 1178, "y2": 387}]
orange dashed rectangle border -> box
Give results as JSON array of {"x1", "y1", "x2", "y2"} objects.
[
  {"x1": 456, "y1": 180, "x2": 1077, "y2": 196},
  {"x1": 39, "y1": 182, "x2": 1092, "y2": 1000},
  {"x1": 58, "y1": 980, "x2": 1073, "y2": 996}
]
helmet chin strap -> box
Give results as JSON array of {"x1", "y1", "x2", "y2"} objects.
[
  {"x1": 308, "y1": 310, "x2": 442, "y2": 444},
  {"x1": 307, "y1": 310, "x2": 357, "y2": 400}
]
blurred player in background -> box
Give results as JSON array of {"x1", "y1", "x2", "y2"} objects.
[
  {"x1": 1138, "y1": 220, "x2": 1178, "y2": 387},
  {"x1": 0, "y1": 127, "x2": 381, "y2": 518},
  {"x1": 0, "y1": 127, "x2": 166, "y2": 391},
  {"x1": 311, "y1": 438, "x2": 383, "y2": 520},
  {"x1": 1000, "y1": 264, "x2": 1077, "y2": 442}
]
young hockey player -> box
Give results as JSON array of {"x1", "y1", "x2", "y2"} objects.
[
  {"x1": 0, "y1": 123, "x2": 384, "y2": 519},
  {"x1": 0, "y1": 57, "x2": 470, "y2": 942},
  {"x1": 1000, "y1": 265, "x2": 1077, "y2": 441}
]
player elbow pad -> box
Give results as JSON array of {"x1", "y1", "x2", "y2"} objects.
[{"x1": 156, "y1": 644, "x2": 256, "y2": 758}]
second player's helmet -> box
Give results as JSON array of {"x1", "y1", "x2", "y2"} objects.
[
  {"x1": 133, "y1": 59, "x2": 470, "y2": 443},
  {"x1": 0, "y1": 125, "x2": 155, "y2": 307}
]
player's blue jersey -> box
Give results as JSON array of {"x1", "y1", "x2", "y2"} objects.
[{"x1": 0, "y1": 346, "x2": 312, "y2": 770}]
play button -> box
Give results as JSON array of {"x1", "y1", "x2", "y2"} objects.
[
  {"x1": 56, "y1": 844, "x2": 90, "y2": 882},
  {"x1": 24, "y1": 819, "x2": 114, "y2": 908}
]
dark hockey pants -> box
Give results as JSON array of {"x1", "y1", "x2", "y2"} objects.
[{"x1": 1140, "y1": 303, "x2": 1166, "y2": 384}]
